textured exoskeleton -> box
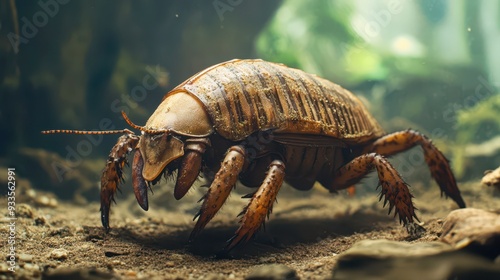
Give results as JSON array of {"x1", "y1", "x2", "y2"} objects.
[{"x1": 44, "y1": 59, "x2": 466, "y2": 251}]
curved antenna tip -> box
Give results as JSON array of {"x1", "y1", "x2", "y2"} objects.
[{"x1": 121, "y1": 111, "x2": 169, "y2": 135}]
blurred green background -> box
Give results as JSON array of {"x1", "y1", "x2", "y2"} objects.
[{"x1": 1, "y1": 0, "x2": 499, "y2": 201}]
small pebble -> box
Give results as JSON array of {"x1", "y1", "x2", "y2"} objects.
[
  {"x1": 37, "y1": 195, "x2": 58, "y2": 207},
  {"x1": 125, "y1": 270, "x2": 137, "y2": 277},
  {"x1": 75, "y1": 226, "x2": 84, "y2": 233},
  {"x1": 49, "y1": 248, "x2": 69, "y2": 260},
  {"x1": 0, "y1": 262, "x2": 10, "y2": 273},
  {"x1": 312, "y1": 261, "x2": 323, "y2": 269},
  {"x1": 49, "y1": 226, "x2": 72, "y2": 237},
  {"x1": 26, "y1": 189, "x2": 37, "y2": 198},
  {"x1": 170, "y1": 253, "x2": 184, "y2": 261},
  {"x1": 18, "y1": 253, "x2": 33, "y2": 262},
  {"x1": 17, "y1": 204, "x2": 34, "y2": 218},
  {"x1": 246, "y1": 264, "x2": 298, "y2": 280},
  {"x1": 283, "y1": 255, "x2": 293, "y2": 261},
  {"x1": 48, "y1": 197, "x2": 58, "y2": 207},
  {"x1": 23, "y1": 263, "x2": 40, "y2": 274},
  {"x1": 34, "y1": 216, "x2": 47, "y2": 226},
  {"x1": 37, "y1": 196, "x2": 50, "y2": 206},
  {"x1": 111, "y1": 260, "x2": 125, "y2": 266},
  {"x1": 165, "y1": 261, "x2": 175, "y2": 267}
]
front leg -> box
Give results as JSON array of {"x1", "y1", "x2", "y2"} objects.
[
  {"x1": 100, "y1": 133, "x2": 139, "y2": 231},
  {"x1": 132, "y1": 149, "x2": 149, "y2": 211},
  {"x1": 174, "y1": 138, "x2": 210, "y2": 200},
  {"x1": 226, "y1": 159, "x2": 286, "y2": 251},
  {"x1": 190, "y1": 145, "x2": 246, "y2": 240}
]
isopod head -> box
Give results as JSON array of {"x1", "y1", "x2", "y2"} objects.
[{"x1": 131, "y1": 91, "x2": 214, "y2": 182}]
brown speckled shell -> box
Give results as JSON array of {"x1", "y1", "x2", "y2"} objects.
[{"x1": 166, "y1": 59, "x2": 384, "y2": 143}]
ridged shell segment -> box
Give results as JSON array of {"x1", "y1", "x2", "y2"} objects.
[{"x1": 167, "y1": 59, "x2": 384, "y2": 143}]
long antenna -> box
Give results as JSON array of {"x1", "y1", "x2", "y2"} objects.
[
  {"x1": 41, "y1": 128, "x2": 135, "y2": 135},
  {"x1": 42, "y1": 111, "x2": 170, "y2": 135},
  {"x1": 121, "y1": 111, "x2": 169, "y2": 135}
]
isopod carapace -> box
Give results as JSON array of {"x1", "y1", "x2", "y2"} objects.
[{"x1": 43, "y1": 59, "x2": 466, "y2": 251}]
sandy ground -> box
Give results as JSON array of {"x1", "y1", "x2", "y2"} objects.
[{"x1": 2, "y1": 172, "x2": 499, "y2": 279}]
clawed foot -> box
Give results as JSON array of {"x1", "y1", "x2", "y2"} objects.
[{"x1": 405, "y1": 222, "x2": 426, "y2": 239}]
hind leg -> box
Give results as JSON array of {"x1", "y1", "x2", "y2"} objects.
[
  {"x1": 330, "y1": 153, "x2": 424, "y2": 236},
  {"x1": 366, "y1": 129, "x2": 465, "y2": 208}
]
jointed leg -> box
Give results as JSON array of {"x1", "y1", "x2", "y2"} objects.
[
  {"x1": 132, "y1": 149, "x2": 149, "y2": 211},
  {"x1": 100, "y1": 133, "x2": 140, "y2": 231},
  {"x1": 330, "y1": 153, "x2": 423, "y2": 235},
  {"x1": 367, "y1": 129, "x2": 465, "y2": 208},
  {"x1": 226, "y1": 160, "x2": 285, "y2": 251},
  {"x1": 174, "y1": 139, "x2": 210, "y2": 200},
  {"x1": 190, "y1": 146, "x2": 246, "y2": 240}
]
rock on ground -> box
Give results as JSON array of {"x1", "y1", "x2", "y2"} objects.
[
  {"x1": 331, "y1": 239, "x2": 500, "y2": 280},
  {"x1": 441, "y1": 208, "x2": 500, "y2": 259}
]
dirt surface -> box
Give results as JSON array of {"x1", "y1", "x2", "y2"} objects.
[{"x1": 2, "y1": 174, "x2": 499, "y2": 279}]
